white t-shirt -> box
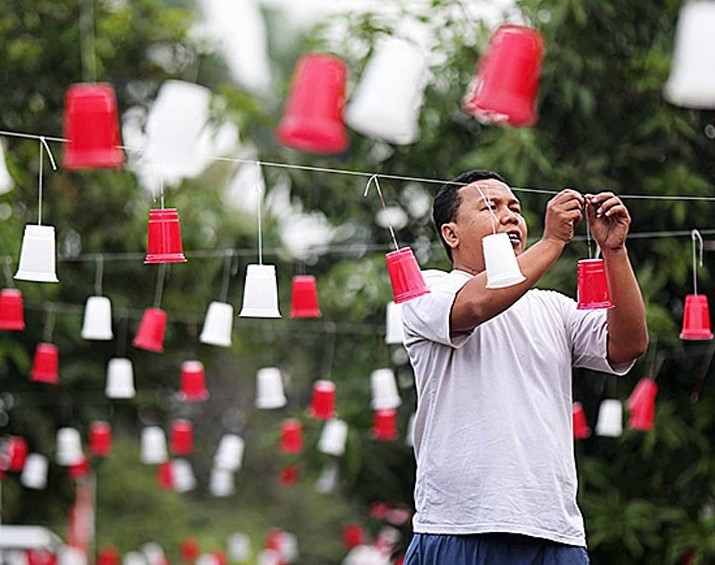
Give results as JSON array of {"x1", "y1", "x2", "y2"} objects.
[{"x1": 402, "y1": 269, "x2": 634, "y2": 547}]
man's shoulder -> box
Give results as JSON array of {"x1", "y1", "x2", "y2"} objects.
[{"x1": 422, "y1": 269, "x2": 471, "y2": 291}]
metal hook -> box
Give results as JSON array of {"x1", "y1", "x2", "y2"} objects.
[
  {"x1": 691, "y1": 229, "x2": 704, "y2": 295},
  {"x1": 364, "y1": 174, "x2": 400, "y2": 251}
]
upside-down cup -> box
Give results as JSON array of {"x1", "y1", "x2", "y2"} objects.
[
  {"x1": 0, "y1": 288, "x2": 25, "y2": 330},
  {"x1": 30, "y1": 343, "x2": 59, "y2": 384},
  {"x1": 180, "y1": 360, "x2": 209, "y2": 402},
  {"x1": 105, "y1": 358, "x2": 135, "y2": 399},
  {"x1": 572, "y1": 402, "x2": 591, "y2": 440},
  {"x1": 199, "y1": 301, "x2": 234, "y2": 347},
  {"x1": 145, "y1": 208, "x2": 187, "y2": 264},
  {"x1": 133, "y1": 308, "x2": 168, "y2": 352},
  {"x1": 384, "y1": 301, "x2": 405, "y2": 345},
  {"x1": 141, "y1": 426, "x2": 168, "y2": 464},
  {"x1": 20, "y1": 453, "x2": 49, "y2": 490},
  {"x1": 370, "y1": 368, "x2": 402, "y2": 410},
  {"x1": 279, "y1": 418, "x2": 303, "y2": 454},
  {"x1": 255, "y1": 367, "x2": 287, "y2": 409},
  {"x1": 89, "y1": 421, "x2": 112, "y2": 457},
  {"x1": 318, "y1": 418, "x2": 348, "y2": 457},
  {"x1": 372, "y1": 409, "x2": 399, "y2": 441},
  {"x1": 308, "y1": 379, "x2": 336, "y2": 420},
  {"x1": 482, "y1": 233, "x2": 526, "y2": 289},
  {"x1": 629, "y1": 380, "x2": 658, "y2": 431},
  {"x1": 6, "y1": 436, "x2": 28, "y2": 472},
  {"x1": 385, "y1": 247, "x2": 429, "y2": 303},
  {"x1": 290, "y1": 275, "x2": 321, "y2": 318},
  {"x1": 577, "y1": 258, "x2": 613, "y2": 309},
  {"x1": 56, "y1": 427, "x2": 83, "y2": 466},
  {"x1": 214, "y1": 434, "x2": 245, "y2": 472},
  {"x1": 680, "y1": 294, "x2": 714, "y2": 340},
  {"x1": 15, "y1": 224, "x2": 59, "y2": 283},
  {"x1": 81, "y1": 296, "x2": 114, "y2": 340},
  {"x1": 170, "y1": 419, "x2": 194, "y2": 456},
  {"x1": 595, "y1": 399, "x2": 623, "y2": 438},
  {"x1": 239, "y1": 264, "x2": 281, "y2": 318}
]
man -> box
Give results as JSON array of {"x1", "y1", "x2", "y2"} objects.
[{"x1": 402, "y1": 170, "x2": 648, "y2": 564}]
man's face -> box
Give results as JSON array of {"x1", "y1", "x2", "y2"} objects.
[{"x1": 442, "y1": 179, "x2": 528, "y2": 272}]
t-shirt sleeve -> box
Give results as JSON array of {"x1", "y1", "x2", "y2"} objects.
[
  {"x1": 564, "y1": 298, "x2": 635, "y2": 375},
  {"x1": 402, "y1": 272, "x2": 473, "y2": 349}
]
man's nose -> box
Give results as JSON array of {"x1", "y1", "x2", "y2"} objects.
[{"x1": 499, "y1": 208, "x2": 519, "y2": 224}]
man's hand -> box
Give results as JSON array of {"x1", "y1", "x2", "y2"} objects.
[
  {"x1": 586, "y1": 192, "x2": 630, "y2": 252},
  {"x1": 542, "y1": 189, "x2": 584, "y2": 247}
]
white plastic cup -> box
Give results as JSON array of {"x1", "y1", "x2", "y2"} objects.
[
  {"x1": 664, "y1": 2, "x2": 715, "y2": 108},
  {"x1": 141, "y1": 426, "x2": 168, "y2": 464},
  {"x1": 172, "y1": 458, "x2": 197, "y2": 492},
  {"x1": 142, "y1": 543, "x2": 166, "y2": 565},
  {"x1": 256, "y1": 550, "x2": 281, "y2": 565},
  {"x1": 315, "y1": 461, "x2": 339, "y2": 494},
  {"x1": 228, "y1": 532, "x2": 252, "y2": 563},
  {"x1": 0, "y1": 140, "x2": 14, "y2": 194},
  {"x1": 406, "y1": 412, "x2": 416, "y2": 447},
  {"x1": 346, "y1": 38, "x2": 427, "y2": 145},
  {"x1": 56, "y1": 427, "x2": 83, "y2": 466},
  {"x1": 370, "y1": 368, "x2": 402, "y2": 410},
  {"x1": 123, "y1": 552, "x2": 146, "y2": 565},
  {"x1": 595, "y1": 399, "x2": 623, "y2": 437},
  {"x1": 105, "y1": 358, "x2": 136, "y2": 399},
  {"x1": 384, "y1": 301, "x2": 405, "y2": 345},
  {"x1": 482, "y1": 232, "x2": 526, "y2": 289},
  {"x1": 318, "y1": 418, "x2": 348, "y2": 456},
  {"x1": 81, "y1": 296, "x2": 114, "y2": 340},
  {"x1": 209, "y1": 467, "x2": 235, "y2": 497},
  {"x1": 200, "y1": 301, "x2": 234, "y2": 347},
  {"x1": 255, "y1": 367, "x2": 287, "y2": 409},
  {"x1": 214, "y1": 434, "x2": 245, "y2": 471},
  {"x1": 15, "y1": 224, "x2": 59, "y2": 283},
  {"x1": 239, "y1": 264, "x2": 281, "y2": 318},
  {"x1": 144, "y1": 80, "x2": 212, "y2": 177},
  {"x1": 20, "y1": 453, "x2": 49, "y2": 489},
  {"x1": 61, "y1": 547, "x2": 89, "y2": 565}
]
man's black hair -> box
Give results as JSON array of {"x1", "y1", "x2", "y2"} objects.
[{"x1": 433, "y1": 170, "x2": 508, "y2": 262}]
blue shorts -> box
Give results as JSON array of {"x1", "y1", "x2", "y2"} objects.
[{"x1": 404, "y1": 533, "x2": 590, "y2": 565}]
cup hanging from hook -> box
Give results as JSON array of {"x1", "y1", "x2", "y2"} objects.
[{"x1": 680, "y1": 229, "x2": 713, "y2": 340}]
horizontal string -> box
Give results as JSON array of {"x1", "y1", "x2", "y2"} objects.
[{"x1": 2, "y1": 128, "x2": 715, "y2": 202}]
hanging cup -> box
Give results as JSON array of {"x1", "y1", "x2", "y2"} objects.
[
  {"x1": 62, "y1": 82, "x2": 125, "y2": 170},
  {"x1": 228, "y1": 533, "x2": 252, "y2": 563},
  {"x1": 30, "y1": 342, "x2": 59, "y2": 384},
  {"x1": 343, "y1": 524, "x2": 365, "y2": 550},
  {"x1": 180, "y1": 539, "x2": 200, "y2": 564},
  {"x1": 157, "y1": 461, "x2": 174, "y2": 489},
  {"x1": 663, "y1": 2, "x2": 715, "y2": 109},
  {"x1": 81, "y1": 296, "x2": 114, "y2": 340},
  {"x1": 239, "y1": 264, "x2": 281, "y2": 318},
  {"x1": 680, "y1": 294, "x2": 714, "y2": 340},
  {"x1": 318, "y1": 418, "x2": 348, "y2": 456},
  {"x1": 345, "y1": 38, "x2": 428, "y2": 145},
  {"x1": 384, "y1": 301, "x2": 405, "y2": 345},
  {"x1": 145, "y1": 208, "x2": 187, "y2": 264},
  {"x1": 482, "y1": 232, "x2": 526, "y2": 289},
  {"x1": 385, "y1": 247, "x2": 430, "y2": 304},
  {"x1": 290, "y1": 275, "x2": 321, "y2": 318},
  {"x1": 577, "y1": 258, "x2": 613, "y2": 309},
  {"x1": 170, "y1": 419, "x2": 194, "y2": 455},
  {"x1": 279, "y1": 418, "x2": 303, "y2": 454},
  {"x1": 255, "y1": 367, "x2": 287, "y2": 409},
  {"x1": 20, "y1": 453, "x2": 49, "y2": 490},
  {"x1": 370, "y1": 368, "x2": 402, "y2": 410},
  {"x1": 133, "y1": 307, "x2": 168, "y2": 352},
  {"x1": 214, "y1": 434, "x2": 245, "y2": 472},
  {"x1": 462, "y1": 25, "x2": 544, "y2": 126},
  {"x1": 56, "y1": 427, "x2": 83, "y2": 466},
  {"x1": 141, "y1": 426, "x2": 168, "y2": 464},
  {"x1": 172, "y1": 458, "x2": 197, "y2": 492},
  {"x1": 15, "y1": 224, "x2": 59, "y2": 283},
  {"x1": 572, "y1": 402, "x2": 591, "y2": 440},
  {"x1": 0, "y1": 288, "x2": 25, "y2": 330},
  {"x1": 595, "y1": 399, "x2": 623, "y2": 438},
  {"x1": 6, "y1": 436, "x2": 28, "y2": 472},
  {"x1": 180, "y1": 360, "x2": 209, "y2": 402},
  {"x1": 371, "y1": 409, "x2": 398, "y2": 441},
  {"x1": 276, "y1": 53, "x2": 349, "y2": 154},
  {"x1": 199, "y1": 301, "x2": 234, "y2": 347},
  {"x1": 629, "y1": 380, "x2": 658, "y2": 431},
  {"x1": 105, "y1": 357, "x2": 135, "y2": 399},
  {"x1": 209, "y1": 467, "x2": 235, "y2": 498},
  {"x1": 89, "y1": 421, "x2": 112, "y2": 457},
  {"x1": 308, "y1": 379, "x2": 336, "y2": 420}
]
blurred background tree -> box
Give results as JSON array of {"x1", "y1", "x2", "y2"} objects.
[{"x1": 0, "y1": 0, "x2": 714, "y2": 564}]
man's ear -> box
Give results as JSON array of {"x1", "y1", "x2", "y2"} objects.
[{"x1": 441, "y1": 222, "x2": 459, "y2": 251}]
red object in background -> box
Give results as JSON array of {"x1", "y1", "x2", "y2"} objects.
[
  {"x1": 279, "y1": 464, "x2": 299, "y2": 486},
  {"x1": 342, "y1": 523, "x2": 364, "y2": 550},
  {"x1": 30, "y1": 343, "x2": 59, "y2": 384},
  {"x1": 371, "y1": 409, "x2": 399, "y2": 441},
  {"x1": 179, "y1": 361, "x2": 209, "y2": 402},
  {"x1": 144, "y1": 208, "x2": 188, "y2": 264},
  {"x1": 6, "y1": 436, "x2": 28, "y2": 472},
  {"x1": 26, "y1": 550, "x2": 57, "y2": 565},
  {"x1": 157, "y1": 461, "x2": 174, "y2": 490},
  {"x1": 62, "y1": 83, "x2": 125, "y2": 170},
  {"x1": 97, "y1": 546, "x2": 121, "y2": 565},
  {"x1": 68, "y1": 455, "x2": 90, "y2": 480},
  {"x1": 680, "y1": 294, "x2": 714, "y2": 340},
  {"x1": 385, "y1": 248, "x2": 430, "y2": 304},
  {"x1": 89, "y1": 421, "x2": 112, "y2": 457},
  {"x1": 180, "y1": 538, "x2": 200, "y2": 563},
  {"x1": 209, "y1": 551, "x2": 226, "y2": 565},
  {"x1": 0, "y1": 288, "x2": 25, "y2": 330},
  {"x1": 279, "y1": 419, "x2": 303, "y2": 454},
  {"x1": 290, "y1": 275, "x2": 321, "y2": 318},
  {"x1": 308, "y1": 380, "x2": 336, "y2": 420},
  {"x1": 576, "y1": 259, "x2": 613, "y2": 310},
  {"x1": 264, "y1": 530, "x2": 288, "y2": 565},
  {"x1": 369, "y1": 502, "x2": 390, "y2": 520},
  {"x1": 572, "y1": 402, "x2": 591, "y2": 440},
  {"x1": 629, "y1": 379, "x2": 658, "y2": 431},
  {"x1": 133, "y1": 308, "x2": 168, "y2": 352},
  {"x1": 170, "y1": 420, "x2": 194, "y2": 455},
  {"x1": 276, "y1": 53, "x2": 349, "y2": 154},
  {"x1": 462, "y1": 25, "x2": 544, "y2": 127}
]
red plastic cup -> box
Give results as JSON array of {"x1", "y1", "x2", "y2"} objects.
[
  {"x1": 62, "y1": 83, "x2": 125, "y2": 170},
  {"x1": 627, "y1": 378, "x2": 652, "y2": 411},
  {"x1": 279, "y1": 419, "x2": 303, "y2": 454},
  {"x1": 180, "y1": 361, "x2": 209, "y2": 402},
  {"x1": 6, "y1": 436, "x2": 28, "y2": 472},
  {"x1": 30, "y1": 343, "x2": 59, "y2": 384},
  {"x1": 572, "y1": 402, "x2": 591, "y2": 440},
  {"x1": 462, "y1": 25, "x2": 544, "y2": 127},
  {"x1": 372, "y1": 409, "x2": 398, "y2": 441},
  {"x1": 342, "y1": 523, "x2": 364, "y2": 550},
  {"x1": 68, "y1": 454, "x2": 90, "y2": 480},
  {"x1": 385, "y1": 248, "x2": 430, "y2": 304},
  {"x1": 133, "y1": 308, "x2": 168, "y2": 352},
  {"x1": 577, "y1": 259, "x2": 613, "y2": 310},
  {"x1": 680, "y1": 294, "x2": 714, "y2": 340},
  {"x1": 157, "y1": 461, "x2": 174, "y2": 489},
  {"x1": 276, "y1": 53, "x2": 350, "y2": 154},
  {"x1": 89, "y1": 421, "x2": 112, "y2": 457},
  {"x1": 180, "y1": 538, "x2": 200, "y2": 563},
  {"x1": 279, "y1": 464, "x2": 299, "y2": 486},
  {"x1": 145, "y1": 208, "x2": 187, "y2": 264},
  {"x1": 170, "y1": 419, "x2": 194, "y2": 455},
  {"x1": 629, "y1": 380, "x2": 658, "y2": 431},
  {"x1": 26, "y1": 550, "x2": 57, "y2": 565},
  {"x1": 308, "y1": 380, "x2": 336, "y2": 420},
  {"x1": 290, "y1": 275, "x2": 321, "y2": 318},
  {"x1": 0, "y1": 288, "x2": 25, "y2": 330},
  {"x1": 97, "y1": 546, "x2": 121, "y2": 565}
]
